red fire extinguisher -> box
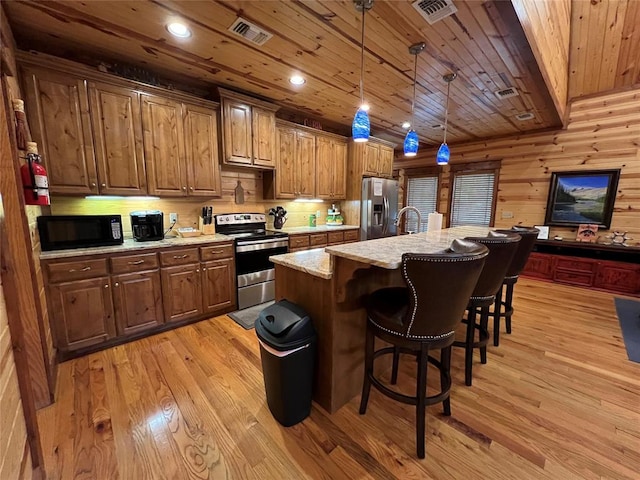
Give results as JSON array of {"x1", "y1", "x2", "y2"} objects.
[{"x1": 21, "y1": 142, "x2": 50, "y2": 206}]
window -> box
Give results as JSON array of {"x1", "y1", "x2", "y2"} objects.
[
  {"x1": 403, "y1": 167, "x2": 440, "y2": 233},
  {"x1": 449, "y1": 161, "x2": 500, "y2": 227}
]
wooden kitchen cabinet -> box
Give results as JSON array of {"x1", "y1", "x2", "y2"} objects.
[
  {"x1": 593, "y1": 261, "x2": 640, "y2": 294},
  {"x1": 202, "y1": 258, "x2": 236, "y2": 314},
  {"x1": 112, "y1": 270, "x2": 164, "y2": 336},
  {"x1": 161, "y1": 263, "x2": 203, "y2": 323},
  {"x1": 184, "y1": 103, "x2": 222, "y2": 196},
  {"x1": 22, "y1": 65, "x2": 98, "y2": 195},
  {"x1": 349, "y1": 138, "x2": 396, "y2": 179},
  {"x1": 316, "y1": 134, "x2": 347, "y2": 200},
  {"x1": 219, "y1": 87, "x2": 279, "y2": 168},
  {"x1": 288, "y1": 229, "x2": 359, "y2": 253},
  {"x1": 88, "y1": 81, "x2": 147, "y2": 195},
  {"x1": 271, "y1": 126, "x2": 316, "y2": 199},
  {"x1": 48, "y1": 277, "x2": 115, "y2": 351}
]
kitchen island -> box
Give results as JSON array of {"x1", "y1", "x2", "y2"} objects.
[{"x1": 270, "y1": 226, "x2": 491, "y2": 413}]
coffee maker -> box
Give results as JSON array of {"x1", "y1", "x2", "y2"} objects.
[{"x1": 130, "y1": 210, "x2": 164, "y2": 241}]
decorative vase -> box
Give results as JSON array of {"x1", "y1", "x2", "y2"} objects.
[{"x1": 273, "y1": 216, "x2": 287, "y2": 229}]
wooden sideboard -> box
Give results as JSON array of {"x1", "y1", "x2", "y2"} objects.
[{"x1": 522, "y1": 240, "x2": 640, "y2": 296}]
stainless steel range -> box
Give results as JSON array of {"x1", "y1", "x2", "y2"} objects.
[{"x1": 215, "y1": 213, "x2": 288, "y2": 309}]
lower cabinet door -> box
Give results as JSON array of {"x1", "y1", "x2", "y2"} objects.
[
  {"x1": 112, "y1": 270, "x2": 164, "y2": 336},
  {"x1": 522, "y1": 253, "x2": 553, "y2": 279},
  {"x1": 594, "y1": 261, "x2": 640, "y2": 294},
  {"x1": 202, "y1": 259, "x2": 236, "y2": 314},
  {"x1": 49, "y1": 276, "x2": 115, "y2": 351},
  {"x1": 161, "y1": 264, "x2": 203, "y2": 323}
]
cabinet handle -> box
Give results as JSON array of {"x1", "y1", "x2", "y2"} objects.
[
  {"x1": 114, "y1": 282, "x2": 119, "y2": 287},
  {"x1": 101, "y1": 183, "x2": 106, "y2": 188},
  {"x1": 190, "y1": 186, "x2": 194, "y2": 191},
  {"x1": 196, "y1": 269, "x2": 200, "y2": 273},
  {"x1": 182, "y1": 186, "x2": 187, "y2": 191},
  {"x1": 90, "y1": 182, "x2": 96, "y2": 188},
  {"x1": 173, "y1": 254, "x2": 188, "y2": 259},
  {"x1": 210, "y1": 249, "x2": 224, "y2": 254},
  {"x1": 202, "y1": 268, "x2": 207, "y2": 271},
  {"x1": 128, "y1": 260, "x2": 145, "y2": 265},
  {"x1": 68, "y1": 266, "x2": 92, "y2": 273},
  {"x1": 104, "y1": 284, "x2": 109, "y2": 288}
]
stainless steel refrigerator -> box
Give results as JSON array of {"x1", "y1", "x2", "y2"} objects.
[{"x1": 360, "y1": 177, "x2": 399, "y2": 240}]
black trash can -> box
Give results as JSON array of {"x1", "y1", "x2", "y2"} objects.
[{"x1": 255, "y1": 299, "x2": 316, "y2": 427}]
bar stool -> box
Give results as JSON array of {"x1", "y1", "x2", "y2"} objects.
[
  {"x1": 454, "y1": 231, "x2": 521, "y2": 386},
  {"x1": 359, "y1": 239, "x2": 488, "y2": 459},
  {"x1": 492, "y1": 226, "x2": 540, "y2": 346}
]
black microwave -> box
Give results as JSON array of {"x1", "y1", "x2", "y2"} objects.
[{"x1": 37, "y1": 215, "x2": 124, "y2": 251}]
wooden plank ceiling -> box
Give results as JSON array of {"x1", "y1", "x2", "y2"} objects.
[{"x1": 3, "y1": 1, "x2": 638, "y2": 146}]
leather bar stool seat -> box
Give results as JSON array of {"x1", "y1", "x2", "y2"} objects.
[
  {"x1": 492, "y1": 226, "x2": 540, "y2": 346},
  {"x1": 454, "y1": 231, "x2": 521, "y2": 386},
  {"x1": 359, "y1": 239, "x2": 488, "y2": 459}
]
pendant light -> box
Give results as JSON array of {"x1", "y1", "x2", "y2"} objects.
[
  {"x1": 436, "y1": 73, "x2": 457, "y2": 165},
  {"x1": 352, "y1": 0, "x2": 373, "y2": 142},
  {"x1": 403, "y1": 42, "x2": 425, "y2": 157}
]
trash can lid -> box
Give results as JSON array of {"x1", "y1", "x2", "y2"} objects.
[{"x1": 255, "y1": 299, "x2": 315, "y2": 351}]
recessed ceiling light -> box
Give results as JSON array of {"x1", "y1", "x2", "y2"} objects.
[
  {"x1": 402, "y1": 121, "x2": 411, "y2": 129},
  {"x1": 166, "y1": 22, "x2": 191, "y2": 38},
  {"x1": 360, "y1": 103, "x2": 370, "y2": 112},
  {"x1": 289, "y1": 75, "x2": 306, "y2": 86}
]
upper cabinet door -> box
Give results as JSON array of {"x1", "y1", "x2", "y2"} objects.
[
  {"x1": 275, "y1": 127, "x2": 297, "y2": 198},
  {"x1": 332, "y1": 139, "x2": 348, "y2": 199},
  {"x1": 22, "y1": 67, "x2": 97, "y2": 195},
  {"x1": 183, "y1": 103, "x2": 222, "y2": 197},
  {"x1": 222, "y1": 99, "x2": 252, "y2": 165},
  {"x1": 378, "y1": 145, "x2": 394, "y2": 178},
  {"x1": 296, "y1": 131, "x2": 316, "y2": 198},
  {"x1": 315, "y1": 135, "x2": 334, "y2": 200},
  {"x1": 141, "y1": 94, "x2": 187, "y2": 196},
  {"x1": 252, "y1": 107, "x2": 276, "y2": 167},
  {"x1": 88, "y1": 82, "x2": 146, "y2": 195},
  {"x1": 362, "y1": 143, "x2": 380, "y2": 177}
]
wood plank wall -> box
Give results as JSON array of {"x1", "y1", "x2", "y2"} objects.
[
  {"x1": 397, "y1": 87, "x2": 640, "y2": 242},
  {"x1": 51, "y1": 168, "x2": 344, "y2": 236},
  {"x1": 511, "y1": 0, "x2": 571, "y2": 121},
  {"x1": 0, "y1": 250, "x2": 35, "y2": 480}
]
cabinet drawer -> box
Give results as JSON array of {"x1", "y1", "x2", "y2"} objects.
[
  {"x1": 289, "y1": 247, "x2": 309, "y2": 253},
  {"x1": 46, "y1": 258, "x2": 109, "y2": 283},
  {"x1": 200, "y1": 243, "x2": 234, "y2": 261},
  {"x1": 289, "y1": 235, "x2": 310, "y2": 249},
  {"x1": 309, "y1": 233, "x2": 328, "y2": 247},
  {"x1": 159, "y1": 248, "x2": 200, "y2": 266},
  {"x1": 111, "y1": 253, "x2": 158, "y2": 274},
  {"x1": 327, "y1": 231, "x2": 345, "y2": 245},
  {"x1": 554, "y1": 270, "x2": 594, "y2": 287},
  {"x1": 555, "y1": 257, "x2": 595, "y2": 273},
  {"x1": 344, "y1": 229, "x2": 359, "y2": 242}
]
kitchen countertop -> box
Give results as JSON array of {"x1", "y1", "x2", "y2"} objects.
[
  {"x1": 270, "y1": 226, "x2": 493, "y2": 277},
  {"x1": 270, "y1": 248, "x2": 333, "y2": 279},
  {"x1": 40, "y1": 234, "x2": 234, "y2": 260},
  {"x1": 324, "y1": 226, "x2": 492, "y2": 269},
  {"x1": 269, "y1": 224, "x2": 359, "y2": 235}
]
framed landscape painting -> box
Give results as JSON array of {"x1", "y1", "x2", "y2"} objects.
[{"x1": 544, "y1": 169, "x2": 620, "y2": 228}]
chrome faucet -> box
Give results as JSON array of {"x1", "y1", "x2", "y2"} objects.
[{"x1": 394, "y1": 206, "x2": 422, "y2": 235}]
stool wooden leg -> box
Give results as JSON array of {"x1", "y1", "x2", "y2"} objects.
[
  {"x1": 391, "y1": 346, "x2": 400, "y2": 385},
  {"x1": 493, "y1": 284, "x2": 504, "y2": 346},
  {"x1": 416, "y1": 343, "x2": 428, "y2": 459},
  {"x1": 359, "y1": 326, "x2": 375, "y2": 415},
  {"x1": 505, "y1": 283, "x2": 514, "y2": 334},
  {"x1": 441, "y1": 346, "x2": 451, "y2": 416},
  {"x1": 464, "y1": 308, "x2": 476, "y2": 386},
  {"x1": 480, "y1": 307, "x2": 489, "y2": 365}
]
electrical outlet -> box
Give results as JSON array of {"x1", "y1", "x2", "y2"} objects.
[
  {"x1": 169, "y1": 213, "x2": 178, "y2": 223},
  {"x1": 501, "y1": 211, "x2": 513, "y2": 219}
]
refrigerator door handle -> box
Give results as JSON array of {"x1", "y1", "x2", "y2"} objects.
[{"x1": 382, "y1": 196, "x2": 389, "y2": 235}]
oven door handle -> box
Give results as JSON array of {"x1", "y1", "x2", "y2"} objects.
[{"x1": 236, "y1": 239, "x2": 289, "y2": 252}]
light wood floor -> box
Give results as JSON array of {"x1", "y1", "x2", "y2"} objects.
[{"x1": 37, "y1": 278, "x2": 640, "y2": 479}]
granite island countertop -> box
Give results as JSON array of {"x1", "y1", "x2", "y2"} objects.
[
  {"x1": 268, "y1": 224, "x2": 359, "y2": 235},
  {"x1": 40, "y1": 234, "x2": 234, "y2": 260},
  {"x1": 270, "y1": 248, "x2": 332, "y2": 279}
]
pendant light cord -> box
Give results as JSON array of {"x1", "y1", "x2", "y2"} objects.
[
  {"x1": 411, "y1": 54, "x2": 417, "y2": 129},
  {"x1": 443, "y1": 80, "x2": 451, "y2": 144},
  {"x1": 359, "y1": 6, "x2": 366, "y2": 106}
]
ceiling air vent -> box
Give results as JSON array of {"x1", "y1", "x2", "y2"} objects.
[
  {"x1": 515, "y1": 112, "x2": 535, "y2": 121},
  {"x1": 228, "y1": 18, "x2": 273, "y2": 46},
  {"x1": 494, "y1": 87, "x2": 519, "y2": 99},
  {"x1": 430, "y1": 123, "x2": 444, "y2": 129},
  {"x1": 412, "y1": 0, "x2": 458, "y2": 25}
]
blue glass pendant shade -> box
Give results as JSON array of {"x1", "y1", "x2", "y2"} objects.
[
  {"x1": 352, "y1": 108, "x2": 370, "y2": 142},
  {"x1": 403, "y1": 129, "x2": 418, "y2": 156},
  {"x1": 436, "y1": 143, "x2": 450, "y2": 165}
]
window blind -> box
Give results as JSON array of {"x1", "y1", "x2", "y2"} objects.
[
  {"x1": 406, "y1": 176, "x2": 438, "y2": 232},
  {"x1": 450, "y1": 173, "x2": 495, "y2": 227}
]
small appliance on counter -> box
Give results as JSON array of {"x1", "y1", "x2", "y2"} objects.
[
  {"x1": 38, "y1": 214, "x2": 123, "y2": 251},
  {"x1": 326, "y1": 204, "x2": 343, "y2": 226},
  {"x1": 130, "y1": 210, "x2": 164, "y2": 242}
]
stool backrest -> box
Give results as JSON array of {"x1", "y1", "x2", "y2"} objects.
[
  {"x1": 464, "y1": 231, "x2": 521, "y2": 300},
  {"x1": 401, "y1": 239, "x2": 488, "y2": 339},
  {"x1": 495, "y1": 226, "x2": 540, "y2": 278}
]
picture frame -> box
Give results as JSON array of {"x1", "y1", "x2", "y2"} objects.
[{"x1": 544, "y1": 169, "x2": 620, "y2": 228}]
